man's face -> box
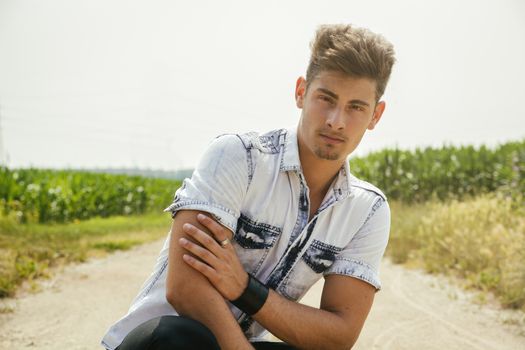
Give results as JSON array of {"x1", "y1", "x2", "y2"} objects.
[{"x1": 296, "y1": 71, "x2": 385, "y2": 162}]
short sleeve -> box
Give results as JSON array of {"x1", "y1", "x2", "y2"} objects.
[
  {"x1": 323, "y1": 198, "x2": 390, "y2": 291},
  {"x1": 164, "y1": 134, "x2": 248, "y2": 233}
]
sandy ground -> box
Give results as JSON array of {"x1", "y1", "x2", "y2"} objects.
[{"x1": 0, "y1": 239, "x2": 524, "y2": 350}]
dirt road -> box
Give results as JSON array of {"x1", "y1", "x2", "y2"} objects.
[{"x1": 0, "y1": 238, "x2": 523, "y2": 349}]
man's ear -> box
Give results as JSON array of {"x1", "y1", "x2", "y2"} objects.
[
  {"x1": 368, "y1": 101, "x2": 386, "y2": 130},
  {"x1": 295, "y1": 77, "x2": 307, "y2": 108}
]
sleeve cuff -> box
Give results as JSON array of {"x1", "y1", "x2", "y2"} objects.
[
  {"x1": 323, "y1": 258, "x2": 382, "y2": 291},
  {"x1": 163, "y1": 200, "x2": 238, "y2": 234}
]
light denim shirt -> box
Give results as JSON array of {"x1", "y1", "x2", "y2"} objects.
[{"x1": 101, "y1": 128, "x2": 390, "y2": 349}]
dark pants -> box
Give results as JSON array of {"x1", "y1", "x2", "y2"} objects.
[{"x1": 116, "y1": 315, "x2": 296, "y2": 350}]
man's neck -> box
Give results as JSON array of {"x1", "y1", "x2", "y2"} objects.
[{"x1": 299, "y1": 146, "x2": 344, "y2": 197}]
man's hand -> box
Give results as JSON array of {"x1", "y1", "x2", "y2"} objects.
[{"x1": 179, "y1": 213, "x2": 249, "y2": 301}]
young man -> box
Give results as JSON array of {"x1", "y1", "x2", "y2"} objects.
[{"x1": 102, "y1": 24, "x2": 395, "y2": 350}]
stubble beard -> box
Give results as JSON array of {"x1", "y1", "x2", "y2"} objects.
[{"x1": 313, "y1": 144, "x2": 341, "y2": 161}]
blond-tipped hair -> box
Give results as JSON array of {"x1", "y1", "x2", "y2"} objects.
[{"x1": 306, "y1": 24, "x2": 396, "y2": 100}]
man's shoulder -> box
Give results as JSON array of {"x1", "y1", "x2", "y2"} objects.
[
  {"x1": 224, "y1": 128, "x2": 288, "y2": 155},
  {"x1": 347, "y1": 173, "x2": 388, "y2": 202},
  {"x1": 208, "y1": 129, "x2": 290, "y2": 182}
]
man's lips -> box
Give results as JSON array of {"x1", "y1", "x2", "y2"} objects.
[{"x1": 319, "y1": 133, "x2": 345, "y2": 144}]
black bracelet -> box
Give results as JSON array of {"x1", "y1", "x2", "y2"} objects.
[{"x1": 231, "y1": 274, "x2": 269, "y2": 316}]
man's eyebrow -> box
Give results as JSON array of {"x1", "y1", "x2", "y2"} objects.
[
  {"x1": 349, "y1": 99, "x2": 370, "y2": 107},
  {"x1": 316, "y1": 88, "x2": 338, "y2": 99},
  {"x1": 316, "y1": 88, "x2": 370, "y2": 107}
]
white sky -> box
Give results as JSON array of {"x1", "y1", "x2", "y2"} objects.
[{"x1": 1, "y1": 0, "x2": 524, "y2": 170}]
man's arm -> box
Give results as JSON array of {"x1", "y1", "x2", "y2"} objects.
[
  {"x1": 165, "y1": 209, "x2": 253, "y2": 350},
  {"x1": 252, "y1": 275, "x2": 375, "y2": 350}
]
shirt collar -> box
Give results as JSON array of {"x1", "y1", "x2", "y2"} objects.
[
  {"x1": 279, "y1": 128, "x2": 353, "y2": 199},
  {"x1": 279, "y1": 128, "x2": 301, "y2": 172}
]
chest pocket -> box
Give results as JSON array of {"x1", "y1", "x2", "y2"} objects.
[
  {"x1": 280, "y1": 239, "x2": 343, "y2": 301},
  {"x1": 233, "y1": 213, "x2": 281, "y2": 275}
]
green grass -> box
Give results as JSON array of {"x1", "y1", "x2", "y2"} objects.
[
  {"x1": 388, "y1": 194, "x2": 525, "y2": 311},
  {"x1": 0, "y1": 212, "x2": 171, "y2": 298}
]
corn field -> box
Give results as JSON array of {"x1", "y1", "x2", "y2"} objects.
[
  {"x1": 350, "y1": 139, "x2": 525, "y2": 203},
  {"x1": 0, "y1": 168, "x2": 180, "y2": 224},
  {"x1": 1, "y1": 139, "x2": 523, "y2": 224}
]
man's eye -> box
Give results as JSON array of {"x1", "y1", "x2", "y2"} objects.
[
  {"x1": 319, "y1": 95, "x2": 333, "y2": 103},
  {"x1": 351, "y1": 105, "x2": 365, "y2": 112}
]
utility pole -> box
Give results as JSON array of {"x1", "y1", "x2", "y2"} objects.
[{"x1": 0, "y1": 102, "x2": 6, "y2": 167}]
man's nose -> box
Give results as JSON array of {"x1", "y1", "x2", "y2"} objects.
[{"x1": 326, "y1": 108, "x2": 345, "y2": 130}]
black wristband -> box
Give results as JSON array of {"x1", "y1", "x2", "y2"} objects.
[{"x1": 231, "y1": 274, "x2": 269, "y2": 316}]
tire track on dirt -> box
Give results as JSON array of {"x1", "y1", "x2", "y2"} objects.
[
  {"x1": 386, "y1": 264, "x2": 505, "y2": 350},
  {"x1": 371, "y1": 317, "x2": 425, "y2": 349}
]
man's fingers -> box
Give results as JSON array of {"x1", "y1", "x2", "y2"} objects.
[
  {"x1": 182, "y1": 254, "x2": 217, "y2": 280},
  {"x1": 182, "y1": 223, "x2": 224, "y2": 257},
  {"x1": 179, "y1": 237, "x2": 220, "y2": 266},
  {"x1": 196, "y1": 213, "x2": 230, "y2": 241}
]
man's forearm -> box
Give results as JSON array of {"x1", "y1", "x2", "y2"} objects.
[
  {"x1": 170, "y1": 282, "x2": 250, "y2": 349},
  {"x1": 252, "y1": 290, "x2": 353, "y2": 350}
]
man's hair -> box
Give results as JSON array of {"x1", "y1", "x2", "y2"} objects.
[{"x1": 306, "y1": 24, "x2": 396, "y2": 101}]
